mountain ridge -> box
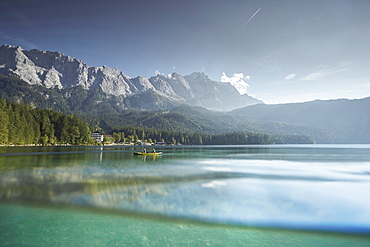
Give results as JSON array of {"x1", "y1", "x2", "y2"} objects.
[
  {"x1": 2, "y1": 71, "x2": 370, "y2": 143},
  {"x1": 2, "y1": 44, "x2": 370, "y2": 143},
  {"x1": 231, "y1": 97, "x2": 370, "y2": 143},
  {"x1": 0, "y1": 44, "x2": 262, "y2": 111}
]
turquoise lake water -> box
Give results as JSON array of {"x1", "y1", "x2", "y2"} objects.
[{"x1": 1, "y1": 145, "x2": 370, "y2": 246}]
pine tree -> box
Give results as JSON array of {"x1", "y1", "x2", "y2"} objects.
[{"x1": 0, "y1": 99, "x2": 9, "y2": 144}]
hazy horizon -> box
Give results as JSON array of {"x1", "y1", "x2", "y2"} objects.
[{"x1": 1, "y1": 0, "x2": 370, "y2": 104}]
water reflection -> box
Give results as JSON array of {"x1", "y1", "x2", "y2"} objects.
[{"x1": 1, "y1": 145, "x2": 370, "y2": 233}]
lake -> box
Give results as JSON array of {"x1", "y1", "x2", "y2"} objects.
[{"x1": 1, "y1": 144, "x2": 370, "y2": 246}]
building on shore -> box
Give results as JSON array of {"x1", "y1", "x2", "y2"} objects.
[{"x1": 91, "y1": 132, "x2": 104, "y2": 143}]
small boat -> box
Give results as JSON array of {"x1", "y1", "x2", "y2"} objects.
[{"x1": 134, "y1": 152, "x2": 162, "y2": 156}]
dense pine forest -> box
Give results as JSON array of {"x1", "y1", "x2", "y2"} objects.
[
  {"x1": 0, "y1": 99, "x2": 314, "y2": 146},
  {"x1": 112, "y1": 126, "x2": 315, "y2": 145},
  {"x1": 0, "y1": 99, "x2": 94, "y2": 145}
]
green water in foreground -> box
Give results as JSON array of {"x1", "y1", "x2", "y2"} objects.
[
  {"x1": 1, "y1": 145, "x2": 370, "y2": 246},
  {"x1": 1, "y1": 203, "x2": 369, "y2": 246}
]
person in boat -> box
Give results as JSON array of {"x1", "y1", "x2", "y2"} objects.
[
  {"x1": 152, "y1": 148, "x2": 156, "y2": 153},
  {"x1": 143, "y1": 148, "x2": 147, "y2": 153}
]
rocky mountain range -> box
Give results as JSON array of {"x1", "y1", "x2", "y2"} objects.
[
  {"x1": 3, "y1": 44, "x2": 370, "y2": 143},
  {"x1": 0, "y1": 44, "x2": 262, "y2": 111}
]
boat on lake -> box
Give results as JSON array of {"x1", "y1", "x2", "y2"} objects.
[{"x1": 134, "y1": 152, "x2": 162, "y2": 156}]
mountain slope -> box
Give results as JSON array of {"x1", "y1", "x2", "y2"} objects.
[
  {"x1": 2, "y1": 44, "x2": 368, "y2": 143},
  {"x1": 0, "y1": 44, "x2": 262, "y2": 111},
  {"x1": 0, "y1": 44, "x2": 133, "y2": 95},
  {"x1": 2, "y1": 72, "x2": 365, "y2": 144},
  {"x1": 232, "y1": 98, "x2": 370, "y2": 143},
  {"x1": 184, "y1": 73, "x2": 261, "y2": 111},
  {"x1": 79, "y1": 104, "x2": 334, "y2": 143}
]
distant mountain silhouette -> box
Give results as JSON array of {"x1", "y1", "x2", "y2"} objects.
[{"x1": 231, "y1": 98, "x2": 370, "y2": 143}]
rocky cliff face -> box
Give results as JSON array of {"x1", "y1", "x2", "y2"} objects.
[
  {"x1": 0, "y1": 45, "x2": 133, "y2": 96},
  {"x1": 0, "y1": 44, "x2": 262, "y2": 111}
]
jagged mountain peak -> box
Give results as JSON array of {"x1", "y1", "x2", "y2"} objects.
[
  {"x1": 185, "y1": 72, "x2": 209, "y2": 80},
  {"x1": 0, "y1": 44, "x2": 262, "y2": 111},
  {"x1": 151, "y1": 73, "x2": 167, "y2": 80},
  {"x1": 168, "y1": 72, "x2": 184, "y2": 79},
  {"x1": 1, "y1": 44, "x2": 22, "y2": 50},
  {"x1": 24, "y1": 48, "x2": 83, "y2": 69}
]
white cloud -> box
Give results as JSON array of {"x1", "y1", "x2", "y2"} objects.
[
  {"x1": 302, "y1": 62, "x2": 350, "y2": 81},
  {"x1": 220, "y1": 72, "x2": 250, "y2": 95},
  {"x1": 167, "y1": 73, "x2": 172, "y2": 78},
  {"x1": 285, "y1": 73, "x2": 296, "y2": 80},
  {"x1": 172, "y1": 65, "x2": 176, "y2": 70},
  {"x1": 301, "y1": 72, "x2": 326, "y2": 81}
]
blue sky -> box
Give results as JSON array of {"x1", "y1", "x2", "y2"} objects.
[{"x1": 1, "y1": 0, "x2": 370, "y2": 104}]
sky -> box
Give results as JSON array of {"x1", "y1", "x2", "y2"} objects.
[{"x1": 1, "y1": 0, "x2": 370, "y2": 104}]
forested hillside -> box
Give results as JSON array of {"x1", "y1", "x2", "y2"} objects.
[
  {"x1": 232, "y1": 98, "x2": 370, "y2": 143},
  {"x1": 112, "y1": 126, "x2": 315, "y2": 145},
  {"x1": 0, "y1": 99, "x2": 93, "y2": 145},
  {"x1": 80, "y1": 105, "x2": 333, "y2": 143},
  {"x1": 3, "y1": 70, "x2": 367, "y2": 144},
  {"x1": 0, "y1": 99, "x2": 314, "y2": 146}
]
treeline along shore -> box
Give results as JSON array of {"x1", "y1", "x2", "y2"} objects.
[
  {"x1": 0, "y1": 99, "x2": 315, "y2": 146},
  {"x1": 0, "y1": 99, "x2": 93, "y2": 145},
  {"x1": 112, "y1": 127, "x2": 315, "y2": 145}
]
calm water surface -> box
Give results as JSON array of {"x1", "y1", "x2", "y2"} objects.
[{"x1": 1, "y1": 144, "x2": 370, "y2": 246}]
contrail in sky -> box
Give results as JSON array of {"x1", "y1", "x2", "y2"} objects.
[{"x1": 241, "y1": 8, "x2": 261, "y2": 29}]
